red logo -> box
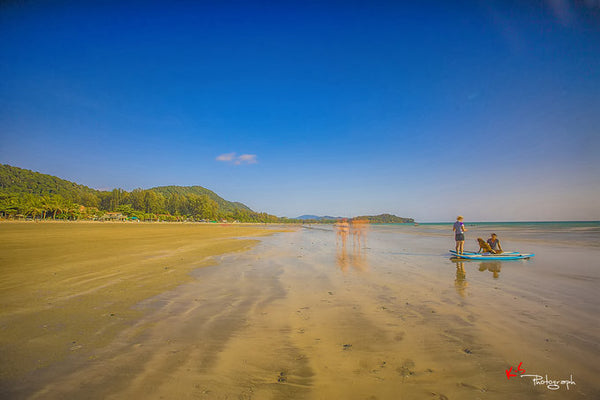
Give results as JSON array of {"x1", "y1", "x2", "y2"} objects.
[{"x1": 506, "y1": 362, "x2": 526, "y2": 379}]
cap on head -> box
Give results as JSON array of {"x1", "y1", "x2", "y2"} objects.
[{"x1": 457, "y1": 216, "x2": 464, "y2": 221}]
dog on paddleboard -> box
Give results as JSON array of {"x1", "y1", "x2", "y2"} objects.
[{"x1": 476, "y1": 238, "x2": 498, "y2": 254}]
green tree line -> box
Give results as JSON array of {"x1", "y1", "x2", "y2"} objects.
[
  {"x1": 357, "y1": 214, "x2": 415, "y2": 224},
  {"x1": 0, "y1": 164, "x2": 279, "y2": 222}
]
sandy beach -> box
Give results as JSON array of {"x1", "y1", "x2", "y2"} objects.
[
  {"x1": 1, "y1": 222, "x2": 598, "y2": 399},
  {"x1": 0, "y1": 222, "x2": 284, "y2": 397}
]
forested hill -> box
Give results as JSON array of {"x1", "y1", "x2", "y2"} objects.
[
  {"x1": 0, "y1": 163, "x2": 100, "y2": 205},
  {"x1": 0, "y1": 164, "x2": 270, "y2": 222},
  {"x1": 358, "y1": 214, "x2": 414, "y2": 224},
  {"x1": 150, "y1": 186, "x2": 253, "y2": 214}
]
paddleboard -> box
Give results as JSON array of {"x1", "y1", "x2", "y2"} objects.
[
  {"x1": 449, "y1": 250, "x2": 520, "y2": 256},
  {"x1": 449, "y1": 250, "x2": 534, "y2": 260}
]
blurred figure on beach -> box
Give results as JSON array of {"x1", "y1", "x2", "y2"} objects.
[
  {"x1": 335, "y1": 218, "x2": 369, "y2": 272},
  {"x1": 453, "y1": 216, "x2": 467, "y2": 254},
  {"x1": 335, "y1": 218, "x2": 350, "y2": 248},
  {"x1": 453, "y1": 260, "x2": 468, "y2": 297},
  {"x1": 351, "y1": 217, "x2": 369, "y2": 248}
]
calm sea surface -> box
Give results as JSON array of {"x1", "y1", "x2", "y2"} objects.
[{"x1": 372, "y1": 221, "x2": 600, "y2": 248}]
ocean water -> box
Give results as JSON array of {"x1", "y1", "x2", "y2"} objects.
[{"x1": 372, "y1": 221, "x2": 600, "y2": 248}]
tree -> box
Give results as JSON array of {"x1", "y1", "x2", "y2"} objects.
[
  {"x1": 129, "y1": 189, "x2": 145, "y2": 211},
  {"x1": 108, "y1": 189, "x2": 125, "y2": 210},
  {"x1": 24, "y1": 195, "x2": 43, "y2": 219},
  {"x1": 166, "y1": 193, "x2": 187, "y2": 215},
  {"x1": 115, "y1": 204, "x2": 135, "y2": 216},
  {"x1": 40, "y1": 195, "x2": 52, "y2": 219},
  {"x1": 0, "y1": 193, "x2": 19, "y2": 218},
  {"x1": 200, "y1": 195, "x2": 218, "y2": 220},
  {"x1": 143, "y1": 190, "x2": 165, "y2": 214}
]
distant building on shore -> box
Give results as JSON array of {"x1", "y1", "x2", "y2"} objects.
[{"x1": 100, "y1": 212, "x2": 127, "y2": 221}]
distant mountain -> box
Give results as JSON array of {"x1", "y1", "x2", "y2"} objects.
[
  {"x1": 296, "y1": 215, "x2": 342, "y2": 220},
  {"x1": 296, "y1": 213, "x2": 414, "y2": 223},
  {"x1": 357, "y1": 214, "x2": 414, "y2": 224}
]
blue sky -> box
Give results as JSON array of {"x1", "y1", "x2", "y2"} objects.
[{"x1": 1, "y1": 0, "x2": 599, "y2": 221}]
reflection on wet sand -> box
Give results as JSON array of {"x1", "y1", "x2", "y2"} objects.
[
  {"x1": 335, "y1": 218, "x2": 369, "y2": 272},
  {"x1": 351, "y1": 218, "x2": 369, "y2": 248},
  {"x1": 452, "y1": 260, "x2": 468, "y2": 297},
  {"x1": 479, "y1": 261, "x2": 502, "y2": 279},
  {"x1": 335, "y1": 244, "x2": 369, "y2": 273},
  {"x1": 451, "y1": 259, "x2": 503, "y2": 297},
  {"x1": 451, "y1": 258, "x2": 503, "y2": 297}
]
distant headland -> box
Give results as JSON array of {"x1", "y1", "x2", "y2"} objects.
[{"x1": 296, "y1": 214, "x2": 414, "y2": 224}]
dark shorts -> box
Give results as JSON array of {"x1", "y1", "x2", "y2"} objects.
[{"x1": 455, "y1": 233, "x2": 465, "y2": 242}]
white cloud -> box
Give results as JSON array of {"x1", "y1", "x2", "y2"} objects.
[
  {"x1": 216, "y1": 152, "x2": 236, "y2": 162},
  {"x1": 216, "y1": 152, "x2": 258, "y2": 165},
  {"x1": 236, "y1": 154, "x2": 257, "y2": 165}
]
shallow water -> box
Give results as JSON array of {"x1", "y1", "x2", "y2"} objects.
[
  {"x1": 11, "y1": 225, "x2": 600, "y2": 399},
  {"x1": 403, "y1": 221, "x2": 600, "y2": 248}
]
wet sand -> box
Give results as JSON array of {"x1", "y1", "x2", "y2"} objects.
[
  {"x1": 0, "y1": 222, "x2": 284, "y2": 397},
  {"x1": 1, "y1": 223, "x2": 599, "y2": 399}
]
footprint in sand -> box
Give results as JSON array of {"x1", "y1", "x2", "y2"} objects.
[
  {"x1": 277, "y1": 371, "x2": 287, "y2": 383},
  {"x1": 397, "y1": 359, "x2": 415, "y2": 377}
]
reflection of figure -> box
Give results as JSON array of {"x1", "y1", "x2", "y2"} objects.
[
  {"x1": 453, "y1": 260, "x2": 468, "y2": 297},
  {"x1": 479, "y1": 261, "x2": 502, "y2": 279},
  {"x1": 336, "y1": 238, "x2": 369, "y2": 272},
  {"x1": 336, "y1": 245, "x2": 350, "y2": 272},
  {"x1": 350, "y1": 242, "x2": 369, "y2": 272},
  {"x1": 351, "y1": 218, "x2": 369, "y2": 248},
  {"x1": 453, "y1": 216, "x2": 467, "y2": 255},
  {"x1": 337, "y1": 245, "x2": 369, "y2": 273},
  {"x1": 335, "y1": 218, "x2": 369, "y2": 272}
]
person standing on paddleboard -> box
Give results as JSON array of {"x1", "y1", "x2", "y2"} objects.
[{"x1": 453, "y1": 216, "x2": 467, "y2": 255}]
